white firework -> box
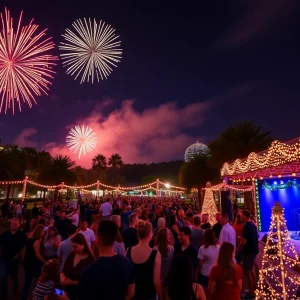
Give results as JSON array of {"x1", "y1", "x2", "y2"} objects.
[
  {"x1": 66, "y1": 125, "x2": 97, "y2": 159},
  {"x1": 59, "y1": 18, "x2": 122, "y2": 83}
]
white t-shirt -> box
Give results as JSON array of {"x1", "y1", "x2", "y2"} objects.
[
  {"x1": 100, "y1": 202, "x2": 112, "y2": 217},
  {"x1": 79, "y1": 228, "x2": 96, "y2": 247},
  {"x1": 219, "y1": 223, "x2": 236, "y2": 250},
  {"x1": 198, "y1": 244, "x2": 220, "y2": 276},
  {"x1": 71, "y1": 214, "x2": 79, "y2": 227}
]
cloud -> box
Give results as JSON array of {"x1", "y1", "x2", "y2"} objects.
[
  {"x1": 45, "y1": 100, "x2": 210, "y2": 168},
  {"x1": 15, "y1": 128, "x2": 37, "y2": 148},
  {"x1": 216, "y1": 0, "x2": 298, "y2": 49}
]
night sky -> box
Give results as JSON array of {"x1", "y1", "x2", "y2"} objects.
[{"x1": 1, "y1": 0, "x2": 300, "y2": 167}]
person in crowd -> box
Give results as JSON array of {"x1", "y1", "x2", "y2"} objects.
[
  {"x1": 78, "y1": 217, "x2": 96, "y2": 248},
  {"x1": 170, "y1": 214, "x2": 180, "y2": 245},
  {"x1": 218, "y1": 213, "x2": 236, "y2": 249},
  {"x1": 154, "y1": 227, "x2": 174, "y2": 299},
  {"x1": 113, "y1": 202, "x2": 123, "y2": 215},
  {"x1": 42, "y1": 225, "x2": 62, "y2": 261},
  {"x1": 22, "y1": 224, "x2": 46, "y2": 300},
  {"x1": 89, "y1": 214, "x2": 101, "y2": 235},
  {"x1": 31, "y1": 259, "x2": 60, "y2": 300},
  {"x1": 15, "y1": 201, "x2": 23, "y2": 223},
  {"x1": 111, "y1": 215, "x2": 126, "y2": 256},
  {"x1": 184, "y1": 216, "x2": 193, "y2": 229},
  {"x1": 233, "y1": 214, "x2": 243, "y2": 264},
  {"x1": 168, "y1": 254, "x2": 206, "y2": 300},
  {"x1": 191, "y1": 215, "x2": 204, "y2": 250},
  {"x1": 196, "y1": 229, "x2": 220, "y2": 290},
  {"x1": 55, "y1": 210, "x2": 70, "y2": 240},
  {"x1": 60, "y1": 233, "x2": 95, "y2": 300},
  {"x1": 32, "y1": 203, "x2": 40, "y2": 218},
  {"x1": 99, "y1": 198, "x2": 112, "y2": 220},
  {"x1": 25, "y1": 218, "x2": 38, "y2": 237},
  {"x1": 177, "y1": 209, "x2": 185, "y2": 228},
  {"x1": 79, "y1": 220, "x2": 135, "y2": 300},
  {"x1": 122, "y1": 205, "x2": 132, "y2": 229},
  {"x1": 208, "y1": 242, "x2": 242, "y2": 300},
  {"x1": 121, "y1": 213, "x2": 139, "y2": 249},
  {"x1": 212, "y1": 212, "x2": 222, "y2": 239},
  {"x1": 235, "y1": 210, "x2": 259, "y2": 299},
  {"x1": 66, "y1": 208, "x2": 79, "y2": 227},
  {"x1": 57, "y1": 224, "x2": 77, "y2": 271},
  {"x1": 0, "y1": 199, "x2": 10, "y2": 224},
  {"x1": 126, "y1": 220, "x2": 162, "y2": 299},
  {"x1": 0, "y1": 218, "x2": 27, "y2": 300},
  {"x1": 174, "y1": 226, "x2": 198, "y2": 271},
  {"x1": 200, "y1": 214, "x2": 211, "y2": 230},
  {"x1": 151, "y1": 217, "x2": 175, "y2": 248}
]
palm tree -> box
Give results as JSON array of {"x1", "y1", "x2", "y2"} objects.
[
  {"x1": 209, "y1": 121, "x2": 273, "y2": 168},
  {"x1": 108, "y1": 153, "x2": 123, "y2": 185},
  {"x1": 92, "y1": 154, "x2": 107, "y2": 180},
  {"x1": 108, "y1": 153, "x2": 123, "y2": 168},
  {"x1": 22, "y1": 147, "x2": 38, "y2": 173}
]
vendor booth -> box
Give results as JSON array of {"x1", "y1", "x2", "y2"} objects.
[{"x1": 221, "y1": 138, "x2": 300, "y2": 233}]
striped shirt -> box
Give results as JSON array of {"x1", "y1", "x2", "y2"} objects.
[{"x1": 33, "y1": 280, "x2": 55, "y2": 300}]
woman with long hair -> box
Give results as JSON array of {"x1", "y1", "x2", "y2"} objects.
[
  {"x1": 111, "y1": 215, "x2": 126, "y2": 256},
  {"x1": 60, "y1": 233, "x2": 95, "y2": 300},
  {"x1": 168, "y1": 254, "x2": 206, "y2": 300},
  {"x1": 32, "y1": 259, "x2": 60, "y2": 300},
  {"x1": 22, "y1": 224, "x2": 46, "y2": 300},
  {"x1": 42, "y1": 226, "x2": 62, "y2": 260},
  {"x1": 196, "y1": 229, "x2": 219, "y2": 290},
  {"x1": 154, "y1": 227, "x2": 174, "y2": 300},
  {"x1": 208, "y1": 242, "x2": 242, "y2": 300},
  {"x1": 126, "y1": 220, "x2": 162, "y2": 300},
  {"x1": 25, "y1": 218, "x2": 38, "y2": 237}
]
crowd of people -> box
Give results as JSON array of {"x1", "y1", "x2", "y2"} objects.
[{"x1": 0, "y1": 196, "x2": 259, "y2": 300}]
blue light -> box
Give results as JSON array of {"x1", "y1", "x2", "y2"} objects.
[
  {"x1": 280, "y1": 181, "x2": 284, "y2": 184},
  {"x1": 273, "y1": 181, "x2": 278, "y2": 185}
]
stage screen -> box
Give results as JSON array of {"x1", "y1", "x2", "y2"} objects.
[{"x1": 258, "y1": 178, "x2": 300, "y2": 232}]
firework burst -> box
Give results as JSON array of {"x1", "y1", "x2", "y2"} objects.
[
  {"x1": 59, "y1": 18, "x2": 122, "y2": 83},
  {"x1": 0, "y1": 8, "x2": 57, "y2": 114},
  {"x1": 66, "y1": 125, "x2": 97, "y2": 159}
]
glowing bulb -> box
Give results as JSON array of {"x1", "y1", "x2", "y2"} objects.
[
  {"x1": 165, "y1": 183, "x2": 170, "y2": 189},
  {"x1": 292, "y1": 173, "x2": 296, "y2": 176}
]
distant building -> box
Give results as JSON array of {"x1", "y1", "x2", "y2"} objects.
[{"x1": 184, "y1": 142, "x2": 209, "y2": 162}]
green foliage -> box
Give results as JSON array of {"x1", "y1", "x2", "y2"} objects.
[
  {"x1": 179, "y1": 154, "x2": 219, "y2": 190},
  {"x1": 92, "y1": 154, "x2": 107, "y2": 180},
  {"x1": 209, "y1": 121, "x2": 273, "y2": 168}
]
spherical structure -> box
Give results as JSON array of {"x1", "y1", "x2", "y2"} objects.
[
  {"x1": 59, "y1": 18, "x2": 122, "y2": 83},
  {"x1": 0, "y1": 8, "x2": 57, "y2": 114},
  {"x1": 66, "y1": 125, "x2": 97, "y2": 159},
  {"x1": 184, "y1": 142, "x2": 209, "y2": 162}
]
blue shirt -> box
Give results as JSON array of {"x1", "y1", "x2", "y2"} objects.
[
  {"x1": 79, "y1": 254, "x2": 135, "y2": 300},
  {"x1": 57, "y1": 237, "x2": 72, "y2": 271}
]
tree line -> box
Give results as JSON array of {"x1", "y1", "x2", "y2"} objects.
[{"x1": 0, "y1": 121, "x2": 273, "y2": 199}]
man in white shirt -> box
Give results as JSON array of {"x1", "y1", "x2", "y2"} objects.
[
  {"x1": 219, "y1": 213, "x2": 236, "y2": 249},
  {"x1": 99, "y1": 198, "x2": 112, "y2": 220},
  {"x1": 66, "y1": 208, "x2": 79, "y2": 227},
  {"x1": 78, "y1": 217, "x2": 96, "y2": 247}
]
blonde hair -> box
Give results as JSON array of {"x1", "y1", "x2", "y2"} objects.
[
  {"x1": 137, "y1": 220, "x2": 152, "y2": 239},
  {"x1": 32, "y1": 224, "x2": 45, "y2": 240}
]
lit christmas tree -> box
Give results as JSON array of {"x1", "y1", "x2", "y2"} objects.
[
  {"x1": 256, "y1": 202, "x2": 300, "y2": 300},
  {"x1": 202, "y1": 182, "x2": 218, "y2": 226}
]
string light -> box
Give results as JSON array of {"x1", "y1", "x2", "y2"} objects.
[
  {"x1": 221, "y1": 140, "x2": 300, "y2": 176},
  {"x1": 202, "y1": 182, "x2": 218, "y2": 225},
  {"x1": 0, "y1": 178, "x2": 186, "y2": 193},
  {"x1": 256, "y1": 202, "x2": 300, "y2": 299},
  {"x1": 254, "y1": 179, "x2": 261, "y2": 230}
]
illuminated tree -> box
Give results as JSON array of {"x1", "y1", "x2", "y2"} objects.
[
  {"x1": 201, "y1": 182, "x2": 218, "y2": 225},
  {"x1": 256, "y1": 202, "x2": 300, "y2": 300}
]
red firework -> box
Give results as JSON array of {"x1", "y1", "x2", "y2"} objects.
[{"x1": 0, "y1": 8, "x2": 57, "y2": 114}]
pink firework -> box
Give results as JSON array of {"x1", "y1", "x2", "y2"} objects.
[{"x1": 0, "y1": 8, "x2": 57, "y2": 114}]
